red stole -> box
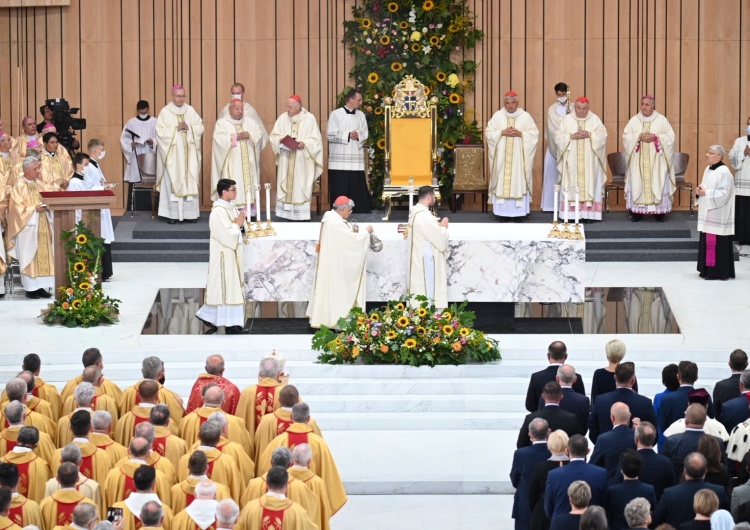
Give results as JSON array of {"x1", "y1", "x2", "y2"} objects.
[
  {"x1": 153, "y1": 436, "x2": 168, "y2": 457},
  {"x1": 79, "y1": 454, "x2": 94, "y2": 479},
  {"x1": 286, "y1": 431, "x2": 308, "y2": 450},
  {"x1": 254, "y1": 386, "x2": 277, "y2": 430},
  {"x1": 13, "y1": 458, "x2": 32, "y2": 497},
  {"x1": 206, "y1": 453, "x2": 221, "y2": 478},
  {"x1": 259, "y1": 498, "x2": 287, "y2": 530},
  {"x1": 53, "y1": 495, "x2": 80, "y2": 526},
  {"x1": 274, "y1": 412, "x2": 292, "y2": 436},
  {"x1": 8, "y1": 499, "x2": 25, "y2": 526},
  {"x1": 3, "y1": 440, "x2": 16, "y2": 453},
  {"x1": 121, "y1": 469, "x2": 136, "y2": 499}
]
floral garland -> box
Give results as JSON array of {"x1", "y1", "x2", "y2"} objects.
[
  {"x1": 341, "y1": 0, "x2": 484, "y2": 205},
  {"x1": 312, "y1": 296, "x2": 500, "y2": 367},
  {"x1": 41, "y1": 221, "x2": 120, "y2": 328}
]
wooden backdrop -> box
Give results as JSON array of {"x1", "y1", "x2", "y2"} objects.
[{"x1": 0, "y1": 0, "x2": 746, "y2": 214}]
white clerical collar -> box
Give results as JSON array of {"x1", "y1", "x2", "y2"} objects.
[
  {"x1": 549, "y1": 363, "x2": 563, "y2": 366},
  {"x1": 560, "y1": 385, "x2": 572, "y2": 389},
  {"x1": 10, "y1": 493, "x2": 18, "y2": 498},
  {"x1": 189, "y1": 474, "x2": 208, "y2": 480},
  {"x1": 72, "y1": 438, "x2": 89, "y2": 444},
  {"x1": 11, "y1": 447, "x2": 31, "y2": 453},
  {"x1": 26, "y1": 135, "x2": 36, "y2": 141},
  {"x1": 291, "y1": 464, "x2": 307, "y2": 470},
  {"x1": 532, "y1": 441, "x2": 547, "y2": 445},
  {"x1": 7, "y1": 424, "x2": 23, "y2": 429},
  {"x1": 216, "y1": 199, "x2": 232, "y2": 208},
  {"x1": 281, "y1": 407, "x2": 293, "y2": 411},
  {"x1": 640, "y1": 112, "x2": 658, "y2": 122},
  {"x1": 503, "y1": 108, "x2": 523, "y2": 117},
  {"x1": 138, "y1": 403, "x2": 156, "y2": 408},
  {"x1": 75, "y1": 407, "x2": 93, "y2": 413},
  {"x1": 60, "y1": 487, "x2": 78, "y2": 491},
  {"x1": 680, "y1": 384, "x2": 694, "y2": 388},
  {"x1": 46, "y1": 151, "x2": 55, "y2": 157},
  {"x1": 266, "y1": 492, "x2": 286, "y2": 499},
  {"x1": 198, "y1": 445, "x2": 215, "y2": 451},
  {"x1": 129, "y1": 458, "x2": 148, "y2": 464}
]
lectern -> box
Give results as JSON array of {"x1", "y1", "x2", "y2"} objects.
[{"x1": 39, "y1": 190, "x2": 116, "y2": 295}]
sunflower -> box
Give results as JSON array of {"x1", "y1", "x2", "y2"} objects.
[
  {"x1": 452, "y1": 342, "x2": 462, "y2": 352},
  {"x1": 368, "y1": 72, "x2": 379, "y2": 84},
  {"x1": 377, "y1": 138, "x2": 386, "y2": 150},
  {"x1": 429, "y1": 35, "x2": 440, "y2": 45},
  {"x1": 395, "y1": 302, "x2": 405, "y2": 310},
  {"x1": 73, "y1": 262, "x2": 86, "y2": 272},
  {"x1": 449, "y1": 93, "x2": 461, "y2": 104},
  {"x1": 387, "y1": 330, "x2": 397, "y2": 339},
  {"x1": 374, "y1": 106, "x2": 384, "y2": 115},
  {"x1": 397, "y1": 316, "x2": 409, "y2": 327},
  {"x1": 352, "y1": 346, "x2": 361, "y2": 358},
  {"x1": 443, "y1": 311, "x2": 452, "y2": 319},
  {"x1": 387, "y1": 1, "x2": 399, "y2": 12},
  {"x1": 423, "y1": 0, "x2": 435, "y2": 10},
  {"x1": 416, "y1": 326, "x2": 427, "y2": 336},
  {"x1": 79, "y1": 282, "x2": 91, "y2": 291},
  {"x1": 436, "y1": 71, "x2": 446, "y2": 82},
  {"x1": 76, "y1": 234, "x2": 88, "y2": 245},
  {"x1": 404, "y1": 338, "x2": 417, "y2": 349},
  {"x1": 442, "y1": 324, "x2": 454, "y2": 335},
  {"x1": 417, "y1": 307, "x2": 428, "y2": 317},
  {"x1": 459, "y1": 327, "x2": 470, "y2": 337},
  {"x1": 361, "y1": 18, "x2": 373, "y2": 29},
  {"x1": 399, "y1": 21, "x2": 409, "y2": 29},
  {"x1": 444, "y1": 140, "x2": 455, "y2": 149},
  {"x1": 71, "y1": 300, "x2": 82, "y2": 310},
  {"x1": 391, "y1": 62, "x2": 403, "y2": 72},
  {"x1": 449, "y1": 23, "x2": 460, "y2": 33},
  {"x1": 335, "y1": 338, "x2": 343, "y2": 345},
  {"x1": 370, "y1": 313, "x2": 380, "y2": 321},
  {"x1": 486, "y1": 341, "x2": 493, "y2": 349},
  {"x1": 424, "y1": 86, "x2": 431, "y2": 95},
  {"x1": 411, "y1": 43, "x2": 421, "y2": 53},
  {"x1": 380, "y1": 35, "x2": 391, "y2": 46}
]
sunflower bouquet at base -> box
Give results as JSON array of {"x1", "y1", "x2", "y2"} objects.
[
  {"x1": 41, "y1": 221, "x2": 120, "y2": 328},
  {"x1": 312, "y1": 295, "x2": 500, "y2": 367}
]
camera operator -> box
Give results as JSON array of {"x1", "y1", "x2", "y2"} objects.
[{"x1": 37, "y1": 105, "x2": 54, "y2": 134}]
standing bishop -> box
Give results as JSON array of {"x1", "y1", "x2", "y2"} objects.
[
  {"x1": 486, "y1": 91, "x2": 539, "y2": 221},
  {"x1": 556, "y1": 97, "x2": 608, "y2": 222},
  {"x1": 156, "y1": 85, "x2": 204, "y2": 224},
  {"x1": 623, "y1": 95, "x2": 676, "y2": 222},
  {"x1": 407, "y1": 186, "x2": 449, "y2": 309},
  {"x1": 269, "y1": 95, "x2": 323, "y2": 221},
  {"x1": 211, "y1": 101, "x2": 263, "y2": 214},
  {"x1": 218, "y1": 84, "x2": 268, "y2": 168}
]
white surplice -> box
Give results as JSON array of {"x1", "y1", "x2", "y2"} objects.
[{"x1": 407, "y1": 203, "x2": 449, "y2": 309}]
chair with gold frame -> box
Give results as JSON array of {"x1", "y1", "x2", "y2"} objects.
[
  {"x1": 382, "y1": 75, "x2": 440, "y2": 220},
  {"x1": 451, "y1": 144, "x2": 486, "y2": 212}
]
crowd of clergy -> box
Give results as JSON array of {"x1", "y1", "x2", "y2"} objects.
[
  {"x1": 511, "y1": 340, "x2": 750, "y2": 530},
  {"x1": 0, "y1": 348, "x2": 344, "y2": 530}
]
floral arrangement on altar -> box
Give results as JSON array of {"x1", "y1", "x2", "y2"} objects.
[
  {"x1": 41, "y1": 222, "x2": 120, "y2": 328},
  {"x1": 341, "y1": 0, "x2": 484, "y2": 204},
  {"x1": 312, "y1": 296, "x2": 501, "y2": 367}
]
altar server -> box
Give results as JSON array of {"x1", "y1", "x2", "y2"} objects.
[
  {"x1": 729, "y1": 116, "x2": 750, "y2": 243},
  {"x1": 542, "y1": 83, "x2": 571, "y2": 211},
  {"x1": 407, "y1": 186, "x2": 449, "y2": 309}
]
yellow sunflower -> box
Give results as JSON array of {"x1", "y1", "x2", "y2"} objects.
[
  {"x1": 449, "y1": 24, "x2": 459, "y2": 33},
  {"x1": 399, "y1": 21, "x2": 409, "y2": 29},
  {"x1": 423, "y1": 0, "x2": 435, "y2": 10},
  {"x1": 71, "y1": 299, "x2": 82, "y2": 310},
  {"x1": 380, "y1": 35, "x2": 391, "y2": 45},
  {"x1": 485, "y1": 341, "x2": 493, "y2": 349},
  {"x1": 429, "y1": 35, "x2": 440, "y2": 45},
  {"x1": 79, "y1": 282, "x2": 91, "y2": 291},
  {"x1": 436, "y1": 72, "x2": 446, "y2": 82},
  {"x1": 459, "y1": 327, "x2": 470, "y2": 337},
  {"x1": 391, "y1": 62, "x2": 403, "y2": 72},
  {"x1": 417, "y1": 307, "x2": 428, "y2": 317},
  {"x1": 395, "y1": 302, "x2": 405, "y2": 310},
  {"x1": 370, "y1": 313, "x2": 380, "y2": 321},
  {"x1": 374, "y1": 106, "x2": 384, "y2": 115},
  {"x1": 443, "y1": 311, "x2": 452, "y2": 319},
  {"x1": 416, "y1": 326, "x2": 427, "y2": 336},
  {"x1": 444, "y1": 140, "x2": 455, "y2": 149},
  {"x1": 387, "y1": 330, "x2": 397, "y2": 339},
  {"x1": 442, "y1": 325, "x2": 454, "y2": 336},
  {"x1": 424, "y1": 86, "x2": 431, "y2": 95},
  {"x1": 377, "y1": 138, "x2": 386, "y2": 150},
  {"x1": 73, "y1": 262, "x2": 86, "y2": 272},
  {"x1": 449, "y1": 93, "x2": 461, "y2": 104},
  {"x1": 397, "y1": 316, "x2": 409, "y2": 327},
  {"x1": 335, "y1": 338, "x2": 343, "y2": 345},
  {"x1": 404, "y1": 338, "x2": 417, "y2": 349},
  {"x1": 368, "y1": 72, "x2": 379, "y2": 84},
  {"x1": 361, "y1": 18, "x2": 373, "y2": 29},
  {"x1": 76, "y1": 234, "x2": 88, "y2": 245},
  {"x1": 411, "y1": 43, "x2": 421, "y2": 53},
  {"x1": 387, "y1": 1, "x2": 399, "y2": 12}
]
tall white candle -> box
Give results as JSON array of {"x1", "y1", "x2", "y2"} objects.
[
  {"x1": 574, "y1": 187, "x2": 580, "y2": 225},
  {"x1": 553, "y1": 185, "x2": 559, "y2": 223},
  {"x1": 563, "y1": 187, "x2": 569, "y2": 223},
  {"x1": 256, "y1": 185, "x2": 262, "y2": 222},
  {"x1": 265, "y1": 183, "x2": 271, "y2": 222}
]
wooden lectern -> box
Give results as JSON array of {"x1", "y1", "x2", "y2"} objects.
[{"x1": 39, "y1": 190, "x2": 116, "y2": 295}]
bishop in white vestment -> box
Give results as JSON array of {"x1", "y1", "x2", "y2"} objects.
[
  {"x1": 729, "y1": 118, "x2": 750, "y2": 243},
  {"x1": 156, "y1": 85, "x2": 204, "y2": 223},
  {"x1": 486, "y1": 91, "x2": 539, "y2": 221},
  {"x1": 217, "y1": 83, "x2": 268, "y2": 158},
  {"x1": 623, "y1": 95, "x2": 676, "y2": 221},
  {"x1": 269, "y1": 95, "x2": 323, "y2": 221},
  {"x1": 541, "y1": 83, "x2": 571, "y2": 211},
  {"x1": 407, "y1": 187, "x2": 449, "y2": 309}
]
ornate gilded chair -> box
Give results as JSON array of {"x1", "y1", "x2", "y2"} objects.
[
  {"x1": 451, "y1": 144, "x2": 486, "y2": 212},
  {"x1": 382, "y1": 75, "x2": 440, "y2": 220}
]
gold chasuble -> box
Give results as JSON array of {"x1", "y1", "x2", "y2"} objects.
[
  {"x1": 254, "y1": 410, "x2": 322, "y2": 466},
  {"x1": 288, "y1": 467, "x2": 337, "y2": 527},
  {"x1": 176, "y1": 449, "x2": 242, "y2": 503},
  {"x1": 187, "y1": 438, "x2": 255, "y2": 486},
  {"x1": 8, "y1": 494, "x2": 43, "y2": 529},
  {"x1": 31, "y1": 377, "x2": 63, "y2": 418},
  {"x1": 0, "y1": 515, "x2": 22, "y2": 530},
  {"x1": 89, "y1": 432, "x2": 128, "y2": 466},
  {"x1": 6, "y1": 177, "x2": 54, "y2": 284},
  {"x1": 39, "y1": 489, "x2": 97, "y2": 530},
  {"x1": 114, "y1": 452, "x2": 177, "y2": 486},
  {"x1": 236, "y1": 379, "x2": 284, "y2": 440},
  {"x1": 0, "y1": 409, "x2": 56, "y2": 441},
  {"x1": 119, "y1": 382, "x2": 184, "y2": 422},
  {"x1": 152, "y1": 425, "x2": 188, "y2": 470},
  {"x1": 61, "y1": 390, "x2": 120, "y2": 421},
  {"x1": 61, "y1": 377, "x2": 123, "y2": 404},
  {"x1": 178, "y1": 407, "x2": 252, "y2": 450},
  {"x1": 103, "y1": 461, "x2": 172, "y2": 508},
  {"x1": 239, "y1": 495, "x2": 318, "y2": 530},
  {"x1": 241, "y1": 475, "x2": 320, "y2": 529},
  {"x1": 44, "y1": 473, "x2": 103, "y2": 516},
  {"x1": 2, "y1": 449, "x2": 51, "y2": 502},
  {"x1": 0, "y1": 397, "x2": 56, "y2": 423},
  {"x1": 51, "y1": 441, "x2": 112, "y2": 485},
  {"x1": 170, "y1": 477, "x2": 231, "y2": 513},
  {"x1": 111, "y1": 499, "x2": 174, "y2": 530},
  {"x1": 115, "y1": 406, "x2": 180, "y2": 447},
  {"x1": 0, "y1": 426, "x2": 55, "y2": 464}
]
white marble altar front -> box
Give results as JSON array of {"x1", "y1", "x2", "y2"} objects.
[{"x1": 243, "y1": 222, "x2": 585, "y2": 303}]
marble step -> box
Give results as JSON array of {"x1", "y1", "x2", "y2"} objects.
[
  {"x1": 588, "y1": 248, "x2": 697, "y2": 262},
  {"x1": 304, "y1": 394, "x2": 525, "y2": 413},
  {"x1": 112, "y1": 249, "x2": 209, "y2": 262},
  {"x1": 589, "y1": 238, "x2": 697, "y2": 250},
  {"x1": 112, "y1": 239, "x2": 208, "y2": 251},
  {"x1": 314, "y1": 411, "x2": 527, "y2": 431}
]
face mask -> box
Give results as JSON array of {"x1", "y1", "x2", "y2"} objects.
[
  {"x1": 98, "y1": 150, "x2": 106, "y2": 161},
  {"x1": 746, "y1": 125, "x2": 750, "y2": 135},
  {"x1": 81, "y1": 165, "x2": 90, "y2": 174},
  {"x1": 557, "y1": 97, "x2": 568, "y2": 104},
  {"x1": 139, "y1": 112, "x2": 149, "y2": 118}
]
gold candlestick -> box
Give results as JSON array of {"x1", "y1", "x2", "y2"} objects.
[
  {"x1": 571, "y1": 223, "x2": 584, "y2": 240},
  {"x1": 245, "y1": 221, "x2": 259, "y2": 239},
  {"x1": 264, "y1": 219, "x2": 276, "y2": 237},
  {"x1": 559, "y1": 222, "x2": 573, "y2": 239},
  {"x1": 548, "y1": 221, "x2": 561, "y2": 239},
  {"x1": 254, "y1": 220, "x2": 265, "y2": 238}
]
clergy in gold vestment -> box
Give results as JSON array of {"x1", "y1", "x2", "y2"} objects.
[
  {"x1": 186, "y1": 356, "x2": 241, "y2": 416},
  {"x1": 623, "y1": 95, "x2": 676, "y2": 221},
  {"x1": 61, "y1": 367, "x2": 120, "y2": 421},
  {"x1": 0, "y1": 488, "x2": 23, "y2": 530},
  {"x1": 60, "y1": 348, "x2": 124, "y2": 404},
  {"x1": 0, "y1": 372, "x2": 55, "y2": 423},
  {"x1": 307, "y1": 196, "x2": 372, "y2": 329},
  {"x1": 170, "y1": 480, "x2": 217, "y2": 530},
  {"x1": 6, "y1": 156, "x2": 55, "y2": 298},
  {"x1": 118, "y1": 358, "x2": 184, "y2": 422},
  {"x1": 44, "y1": 459, "x2": 104, "y2": 522},
  {"x1": 0, "y1": 138, "x2": 11, "y2": 288},
  {"x1": 187, "y1": 415, "x2": 254, "y2": 488},
  {"x1": 0, "y1": 401, "x2": 55, "y2": 465},
  {"x1": 51, "y1": 411, "x2": 113, "y2": 487},
  {"x1": 0, "y1": 380, "x2": 55, "y2": 440},
  {"x1": 111, "y1": 467, "x2": 173, "y2": 530},
  {"x1": 407, "y1": 187, "x2": 449, "y2": 310},
  {"x1": 12, "y1": 117, "x2": 42, "y2": 165},
  {"x1": 38, "y1": 132, "x2": 73, "y2": 191},
  {"x1": 40, "y1": 463, "x2": 98, "y2": 530},
  {"x1": 1, "y1": 427, "x2": 50, "y2": 503},
  {"x1": 156, "y1": 85, "x2": 204, "y2": 223},
  {"x1": 210, "y1": 100, "x2": 262, "y2": 211},
  {"x1": 290, "y1": 444, "x2": 335, "y2": 530},
  {"x1": 57, "y1": 382, "x2": 102, "y2": 448},
  {"x1": 149, "y1": 405, "x2": 188, "y2": 471},
  {"x1": 180, "y1": 387, "x2": 251, "y2": 450},
  {"x1": 19, "y1": 354, "x2": 63, "y2": 419},
  {"x1": 0, "y1": 462, "x2": 44, "y2": 530},
  {"x1": 90, "y1": 411, "x2": 128, "y2": 465},
  {"x1": 486, "y1": 91, "x2": 539, "y2": 220},
  {"x1": 236, "y1": 358, "x2": 284, "y2": 441},
  {"x1": 555, "y1": 97, "x2": 608, "y2": 221},
  {"x1": 103, "y1": 438, "x2": 172, "y2": 508},
  {"x1": 269, "y1": 95, "x2": 323, "y2": 221},
  {"x1": 119, "y1": 422, "x2": 177, "y2": 486},
  {"x1": 238, "y1": 467, "x2": 317, "y2": 530},
  {"x1": 170, "y1": 452, "x2": 230, "y2": 513}
]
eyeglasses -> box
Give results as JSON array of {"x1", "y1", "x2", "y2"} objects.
[{"x1": 228, "y1": 188, "x2": 237, "y2": 192}]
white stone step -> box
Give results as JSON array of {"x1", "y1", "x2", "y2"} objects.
[{"x1": 315, "y1": 411, "x2": 527, "y2": 431}]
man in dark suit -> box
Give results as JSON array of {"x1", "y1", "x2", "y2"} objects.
[
  {"x1": 544, "y1": 434, "x2": 608, "y2": 519},
  {"x1": 588, "y1": 362, "x2": 656, "y2": 443},
  {"x1": 606, "y1": 449, "x2": 656, "y2": 530},
  {"x1": 525, "y1": 341, "x2": 586, "y2": 413},
  {"x1": 518, "y1": 381, "x2": 583, "y2": 448},
  {"x1": 662, "y1": 403, "x2": 726, "y2": 478},
  {"x1": 537, "y1": 364, "x2": 590, "y2": 435},
  {"x1": 713, "y1": 348, "x2": 747, "y2": 419},
  {"x1": 510, "y1": 417, "x2": 551, "y2": 530},
  {"x1": 623, "y1": 421, "x2": 676, "y2": 501},
  {"x1": 652, "y1": 452, "x2": 729, "y2": 527},
  {"x1": 718, "y1": 369, "x2": 750, "y2": 432},
  {"x1": 623, "y1": 497, "x2": 653, "y2": 529},
  {"x1": 658, "y1": 360, "x2": 714, "y2": 435},
  {"x1": 590, "y1": 402, "x2": 636, "y2": 485}
]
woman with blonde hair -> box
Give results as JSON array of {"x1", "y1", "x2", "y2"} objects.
[
  {"x1": 528, "y1": 430, "x2": 570, "y2": 530},
  {"x1": 591, "y1": 338, "x2": 639, "y2": 403},
  {"x1": 679, "y1": 488, "x2": 719, "y2": 529}
]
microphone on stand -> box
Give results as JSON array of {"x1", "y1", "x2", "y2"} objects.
[{"x1": 126, "y1": 128, "x2": 141, "y2": 138}]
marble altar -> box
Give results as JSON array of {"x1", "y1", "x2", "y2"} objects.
[{"x1": 243, "y1": 223, "x2": 585, "y2": 303}]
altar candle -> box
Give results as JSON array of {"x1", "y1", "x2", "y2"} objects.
[
  {"x1": 265, "y1": 184, "x2": 271, "y2": 222},
  {"x1": 553, "y1": 186, "x2": 559, "y2": 223},
  {"x1": 256, "y1": 185, "x2": 262, "y2": 222},
  {"x1": 563, "y1": 187, "x2": 569, "y2": 223},
  {"x1": 574, "y1": 187, "x2": 580, "y2": 225}
]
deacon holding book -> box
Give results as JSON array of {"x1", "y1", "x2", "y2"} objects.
[
  {"x1": 407, "y1": 186, "x2": 449, "y2": 309},
  {"x1": 269, "y1": 95, "x2": 323, "y2": 221},
  {"x1": 307, "y1": 196, "x2": 372, "y2": 328}
]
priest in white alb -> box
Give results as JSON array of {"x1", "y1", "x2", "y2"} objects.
[
  {"x1": 407, "y1": 186, "x2": 449, "y2": 309},
  {"x1": 486, "y1": 90, "x2": 539, "y2": 222},
  {"x1": 211, "y1": 100, "x2": 263, "y2": 213},
  {"x1": 307, "y1": 196, "x2": 372, "y2": 328},
  {"x1": 156, "y1": 85, "x2": 204, "y2": 224},
  {"x1": 623, "y1": 95, "x2": 676, "y2": 222},
  {"x1": 542, "y1": 82, "x2": 571, "y2": 211},
  {"x1": 729, "y1": 116, "x2": 750, "y2": 244},
  {"x1": 555, "y1": 96, "x2": 608, "y2": 221},
  {"x1": 269, "y1": 95, "x2": 323, "y2": 221}
]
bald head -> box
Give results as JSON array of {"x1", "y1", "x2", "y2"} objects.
[
  {"x1": 82, "y1": 366, "x2": 103, "y2": 385},
  {"x1": 205, "y1": 355, "x2": 225, "y2": 376},
  {"x1": 278, "y1": 385, "x2": 299, "y2": 408},
  {"x1": 16, "y1": 371, "x2": 34, "y2": 393},
  {"x1": 129, "y1": 437, "x2": 151, "y2": 459},
  {"x1": 556, "y1": 365, "x2": 577, "y2": 386},
  {"x1": 138, "y1": 380, "x2": 160, "y2": 402},
  {"x1": 228, "y1": 101, "x2": 244, "y2": 121},
  {"x1": 203, "y1": 385, "x2": 225, "y2": 407},
  {"x1": 292, "y1": 443, "x2": 312, "y2": 467},
  {"x1": 685, "y1": 403, "x2": 707, "y2": 428},
  {"x1": 610, "y1": 402, "x2": 631, "y2": 425}
]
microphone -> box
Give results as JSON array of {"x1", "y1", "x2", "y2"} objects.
[{"x1": 125, "y1": 128, "x2": 141, "y2": 139}]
